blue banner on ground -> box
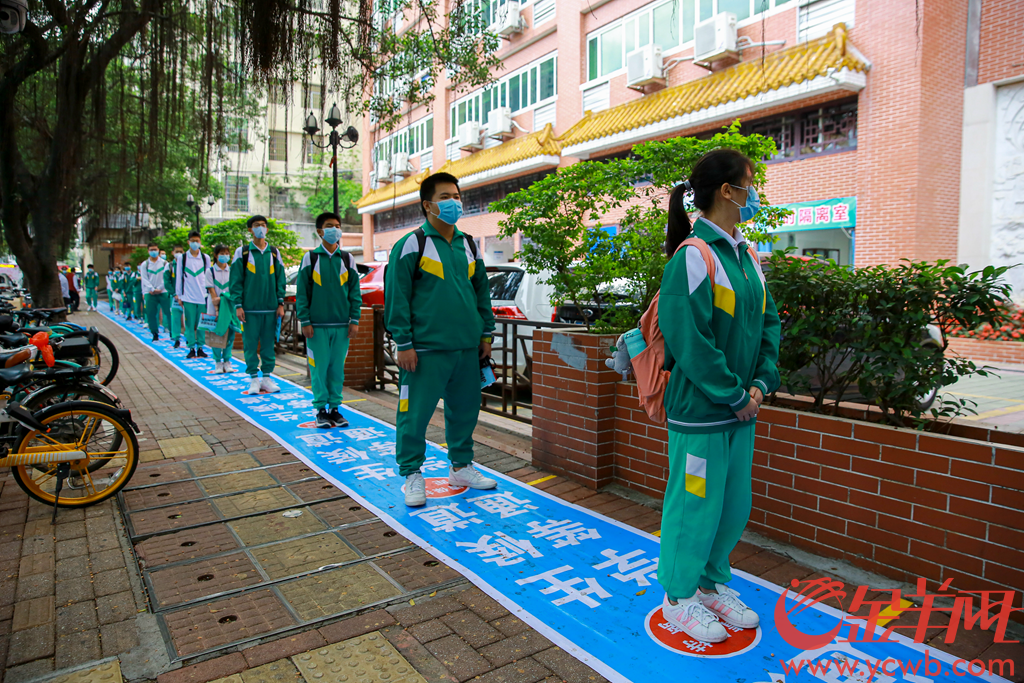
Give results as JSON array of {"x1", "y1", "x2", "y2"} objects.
[{"x1": 101, "y1": 305, "x2": 1008, "y2": 683}]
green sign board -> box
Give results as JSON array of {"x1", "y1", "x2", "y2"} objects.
[{"x1": 771, "y1": 196, "x2": 857, "y2": 233}]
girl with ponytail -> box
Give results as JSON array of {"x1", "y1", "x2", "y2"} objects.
[{"x1": 656, "y1": 148, "x2": 782, "y2": 645}]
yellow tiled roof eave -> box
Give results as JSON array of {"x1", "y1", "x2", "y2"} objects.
[
  {"x1": 441, "y1": 123, "x2": 562, "y2": 180},
  {"x1": 559, "y1": 23, "x2": 869, "y2": 150},
  {"x1": 354, "y1": 169, "x2": 430, "y2": 209}
]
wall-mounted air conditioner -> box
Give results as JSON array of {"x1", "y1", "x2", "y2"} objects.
[
  {"x1": 369, "y1": 171, "x2": 378, "y2": 188},
  {"x1": 375, "y1": 160, "x2": 392, "y2": 183},
  {"x1": 391, "y1": 152, "x2": 412, "y2": 177},
  {"x1": 458, "y1": 121, "x2": 483, "y2": 151},
  {"x1": 626, "y1": 44, "x2": 665, "y2": 88},
  {"x1": 694, "y1": 12, "x2": 738, "y2": 63},
  {"x1": 487, "y1": 107, "x2": 514, "y2": 138},
  {"x1": 489, "y1": 1, "x2": 524, "y2": 37},
  {"x1": 391, "y1": 76, "x2": 411, "y2": 103}
]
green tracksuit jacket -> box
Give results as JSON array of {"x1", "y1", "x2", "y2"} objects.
[
  {"x1": 659, "y1": 218, "x2": 781, "y2": 434},
  {"x1": 384, "y1": 222, "x2": 495, "y2": 351},
  {"x1": 229, "y1": 242, "x2": 286, "y2": 313},
  {"x1": 83, "y1": 271, "x2": 99, "y2": 291},
  {"x1": 295, "y1": 245, "x2": 362, "y2": 328}
]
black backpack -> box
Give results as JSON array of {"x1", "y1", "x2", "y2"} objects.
[
  {"x1": 241, "y1": 244, "x2": 281, "y2": 277},
  {"x1": 381, "y1": 228, "x2": 478, "y2": 333},
  {"x1": 306, "y1": 249, "x2": 354, "y2": 296}
]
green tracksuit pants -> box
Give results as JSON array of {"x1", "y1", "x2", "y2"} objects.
[
  {"x1": 658, "y1": 424, "x2": 755, "y2": 601},
  {"x1": 85, "y1": 287, "x2": 98, "y2": 308},
  {"x1": 183, "y1": 302, "x2": 206, "y2": 349},
  {"x1": 121, "y1": 290, "x2": 132, "y2": 316},
  {"x1": 146, "y1": 293, "x2": 171, "y2": 337},
  {"x1": 306, "y1": 327, "x2": 350, "y2": 410},
  {"x1": 395, "y1": 349, "x2": 480, "y2": 477},
  {"x1": 170, "y1": 302, "x2": 182, "y2": 341},
  {"x1": 212, "y1": 330, "x2": 235, "y2": 362},
  {"x1": 132, "y1": 289, "x2": 143, "y2": 318},
  {"x1": 242, "y1": 312, "x2": 277, "y2": 377}
]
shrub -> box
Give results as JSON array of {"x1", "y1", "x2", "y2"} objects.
[{"x1": 766, "y1": 253, "x2": 1013, "y2": 426}]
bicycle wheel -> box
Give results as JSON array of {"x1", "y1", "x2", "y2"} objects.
[
  {"x1": 88, "y1": 334, "x2": 119, "y2": 386},
  {"x1": 21, "y1": 384, "x2": 123, "y2": 473},
  {"x1": 10, "y1": 401, "x2": 138, "y2": 507}
]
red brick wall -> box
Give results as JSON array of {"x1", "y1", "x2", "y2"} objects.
[
  {"x1": 608, "y1": 382, "x2": 1024, "y2": 605},
  {"x1": 947, "y1": 338, "x2": 1024, "y2": 366},
  {"x1": 978, "y1": 0, "x2": 1024, "y2": 85},
  {"x1": 343, "y1": 306, "x2": 376, "y2": 390}
]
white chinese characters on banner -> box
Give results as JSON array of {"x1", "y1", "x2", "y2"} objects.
[
  {"x1": 527, "y1": 519, "x2": 601, "y2": 548},
  {"x1": 342, "y1": 464, "x2": 397, "y2": 481},
  {"x1": 341, "y1": 427, "x2": 389, "y2": 442},
  {"x1": 471, "y1": 492, "x2": 539, "y2": 519},
  {"x1": 410, "y1": 502, "x2": 483, "y2": 532},
  {"x1": 517, "y1": 566, "x2": 611, "y2": 608},
  {"x1": 456, "y1": 532, "x2": 543, "y2": 566},
  {"x1": 592, "y1": 549, "x2": 659, "y2": 587},
  {"x1": 316, "y1": 447, "x2": 369, "y2": 465}
]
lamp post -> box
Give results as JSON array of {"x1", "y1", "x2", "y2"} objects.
[
  {"x1": 302, "y1": 103, "x2": 359, "y2": 215},
  {"x1": 185, "y1": 194, "x2": 215, "y2": 232}
]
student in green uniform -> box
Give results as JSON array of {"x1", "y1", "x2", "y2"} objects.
[
  {"x1": 296, "y1": 212, "x2": 361, "y2": 428},
  {"x1": 165, "y1": 247, "x2": 184, "y2": 347},
  {"x1": 140, "y1": 242, "x2": 171, "y2": 341},
  {"x1": 656, "y1": 149, "x2": 781, "y2": 643},
  {"x1": 385, "y1": 172, "x2": 497, "y2": 507},
  {"x1": 175, "y1": 231, "x2": 210, "y2": 358},
  {"x1": 207, "y1": 244, "x2": 239, "y2": 373},
  {"x1": 83, "y1": 265, "x2": 99, "y2": 311},
  {"x1": 121, "y1": 261, "x2": 137, "y2": 319},
  {"x1": 230, "y1": 215, "x2": 285, "y2": 395},
  {"x1": 109, "y1": 266, "x2": 122, "y2": 314}
]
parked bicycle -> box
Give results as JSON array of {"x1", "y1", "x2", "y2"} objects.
[{"x1": 0, "y1": 306, "x2": 119, "y2": 385}]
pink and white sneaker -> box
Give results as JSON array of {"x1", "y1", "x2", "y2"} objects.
[
  {"x1": 661, "y1": 594, "x2": 728, "y2": 643},
  {"x1": 697, "y1": 583, "x2": 760, "y2": 629}
]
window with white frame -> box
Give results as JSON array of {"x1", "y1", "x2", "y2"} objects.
[
  {"x1": 224, "y1": 176, "x2": 249, "y2": 212},
  {"x1": 586, "y1": 0, "x2": 795, "y2": 82},
  {"x1": 225, "y1": 118, "x2": 248, "y2": 153},
  {"x1": 268, "y1": 130, "x2": 288, "y2": 162},
  {"x1": 372, "y1": 116, "x2": 434, "y2": 164},
  {"x1": 305, "y1": 84, "x2": 322, "y2": 111},
  {"x1": 458, "y1": 0, "x2": 535, "y2": 33},
  {"x1": 448, "y1": 52, "x2": 557, "y2": 138}
]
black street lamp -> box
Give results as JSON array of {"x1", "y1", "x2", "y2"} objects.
[
  {"x1": 185, "y1": 193, "x2": 215, "y2": 232},
  {"x1": 303, "y1": 103, "x2": 359, "y2": 215}
]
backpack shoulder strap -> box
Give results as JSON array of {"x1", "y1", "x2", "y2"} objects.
[
  {"x1": 241, "y1": 245, "x2": 250, "y2": 277},
  {"x1": 462, "y1": 232, "x2": 478, "y2": 260},
  {"x1": 680, "y1": 237, "x2": 716, "y2": 287},
  {"x1": 412, "y1": 228, "x2": 428, "y2": 276}
]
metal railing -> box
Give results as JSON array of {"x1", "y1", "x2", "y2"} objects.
[
  {"x1": 276, "y1": 301, "x2": 305, "y2": 355},
  {"x1": 372, "y1": 306, "x2": 580, "y2": 424}
]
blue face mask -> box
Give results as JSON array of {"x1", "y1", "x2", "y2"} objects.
[
  {"x1": 431, "y1": 198, "x2": 464, "y2": 225},
  {"x1": 729, "y1": 184, "x2": 761, "y2": 223},
  {"x1": 217, "y1": 254, "x2": 230, "y2": 264},
  {"x1": 321, "y1": 227, "x2": 341, "y2": 244},
  {"x1": 149, "y1": 250, "x2": 159, "y2": 258},
  {"x1": 189, "y1": 241, "x2": 201, "y2": 252},
  {"x1": 251, "y1": 226, "x2": 267, "y2": 240}
]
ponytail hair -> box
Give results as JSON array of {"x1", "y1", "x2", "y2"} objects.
[
  {"x1": 665, "y1": 148, "x2": 754, "y2": 258},
  {"x1": 665, "y1": 181, "x2": 692, "y2": 257}
]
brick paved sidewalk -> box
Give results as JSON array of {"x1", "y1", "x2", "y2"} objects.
[{"x1": 1, "y1": 309, "x2": 1020, "y2": 683}]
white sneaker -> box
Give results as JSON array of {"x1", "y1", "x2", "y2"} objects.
[
  {"x1": 405, "y1": 472, "x2": 426, "y2": 507},
  {"x1": 697, "y1": 583, "x2": 760, "y2": 629},
  {"x1": 662, "y1": 593, "x2": 728, "y2": 643},
  {"x1": 221, "y1": 361, "x2": 233, "y2": 374},
  {"x1": 248, "y1": 377, "x2": 262, "y2": 394},
  {"x1": 260, "y1": 376, "x2": 280, "y2": 393},
  {"x1": 448, "y1": 464, "x2": 497, "y2": 490}
]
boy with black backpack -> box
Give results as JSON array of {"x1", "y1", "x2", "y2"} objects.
[
  {"x1": 296, "y1": 212, "x2": 362, "y2": 428},
  {"x1": 230, "y1": 215, "x2": 285, "y2": 394},
  {"x1": 384, "y1": 172, "x2": 497, "y2": 507}
]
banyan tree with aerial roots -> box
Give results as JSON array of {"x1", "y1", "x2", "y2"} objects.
[{"x1": 0, "y1": 0, "x2": 498, "y2": 307}]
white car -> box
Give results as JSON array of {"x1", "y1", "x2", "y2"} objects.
[{"x1": 487, "y1": 264, "x2": 556, "y2": 379}]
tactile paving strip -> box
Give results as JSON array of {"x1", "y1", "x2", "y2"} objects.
[
  {"x1": 201, "y1": 469, "x2": 280, "y2": 496},
  {"x1": 188, "y1": 453, "x2": 261, "y2": 477},
  {"x1": 271, "y1": 463, "x2": 319, "y2": 483},
  {"x1": 134, "y1": 523, "x2": 241, "y2": 568},
  {"x1": 164, "y1": 588, "x2": 296, "y2": 657},
  {"x1": 251, "y1": 533, "x2": 360, "y2": 580},
  {"x1": 48, "y1": 659, "x2": 123, "y2": 683},
  {"x1": 286, "y1": 480, "x2": 343, "y2": 504},
  {"x1": 310, "y1": 500, "x2": 377, "y2": 528},
  {"x1": 277, "y1": 564, "x2": 402, "y2": 621},
  {"x1": 372, "y1": 549, "x2": 462, "y2": 592},
  {"x1": 241, "y1": 658, "x2": 303, "y2": 683},
  {"x1": 230, "y1": 510, "x2": 328, "y2": 546},
  {"x1": 213, "y1": 487, "x2": 302, "y2": 519},
  {"x1": 339, "y1": 521, "x2": 413, "y2": 556},
  {"x1": 123, "y1": 480, "x2": 206, "y2": 510},
  {"x1": 149, "y1": 552, "x2": 264, "y2": 607},
  {"x1": 130, "y1": 500, "x2": 221, "y2": 536},
  {"x1": 292, "y1": 632, "x2": 427, "y2": 683},
  {"x1": 159, "y1": 435, "x2": 214, "y2": 458}
]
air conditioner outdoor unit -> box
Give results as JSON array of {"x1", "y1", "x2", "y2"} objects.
[
  {"x1": 458, "y1": 121, "x2": 483, "y2": 150},
  {"x1": 487, "y1": 106, "x2": 513, "y2": 138},
  {"x1": 626, "y1": 44, "x2": 665, "y2": 88},
  {"x1": 489, "y1": 1, "x2": 523, "y2": 37},
  {"x1": 392, "y1": 76, "x2": 411, "y2": 102},
  {"x1": 391, "y1": 152, "x2": 412, "y2": 177},
  {"x1": 694, "y1": 12, "x2": 738, "y2": 63},
  {"x1": 375, "y1": 160, "x2": 392, "y2": 183}
]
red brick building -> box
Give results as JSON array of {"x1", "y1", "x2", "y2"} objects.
[{"x1": 356, "y1": 0, "x2": 1023, "y2": 294}]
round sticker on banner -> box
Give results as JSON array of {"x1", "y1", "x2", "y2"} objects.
[
  {"x1": 297, "y1": 421, "x2": 319, "y2": 429},
  {"x1": 400, "y1": 477, "x2": 467, "y2": 498},
  {"x1": 644, "y1": 606, "x2": 760, "y2": 658}
]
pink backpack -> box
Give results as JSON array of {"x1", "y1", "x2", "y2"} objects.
[{"x1": 633, "y1": 237, "x2": 759, "y2": 423}]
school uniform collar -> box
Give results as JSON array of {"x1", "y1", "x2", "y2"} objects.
[
  {"x1": 695, "y1": 217, "x2": 747, "y2": 250},
  {"x1": 249, "y1": 241, "x2": 270, "y2": 254},
  {"x1": 420, "y1": 220, "x2": 464, "y2": 242},
  {"x1": 312, "y1": 243, "x2": 343, "y2": 258}
]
